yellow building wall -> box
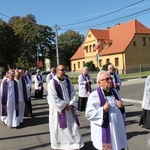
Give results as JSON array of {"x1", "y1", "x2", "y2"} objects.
[
  {"x1": 71, "y1": 32, "x2": 150, "y2": 74},
  {"x1": 124, "y1": 34, "x2": 150, "y2": 73},
  {"x1": 99, "y1": 53, "x2": 124, "y2": 74},
  {"x1": 84, "y1": 30, "x2": 100, "y2": 57}
]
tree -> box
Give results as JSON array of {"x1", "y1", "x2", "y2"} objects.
[
  {"x1": 11, "y1": 14, "x2": 55, "y2": 69},
  {"x1": 102, "y1": 62, "x2": 112, "y2": 71},
  {"x1": 58, "y1": 30, "x2": 85, "y2": 69},
  {"x1": 0, "y1": 21, "x2": 22, "y2": 70},
  {"x1": 36, "y1": 24, "x2": 55, "y2": 69},
  {"x1": 84, "y1": 61, "x2": 97, "y2": 71}
]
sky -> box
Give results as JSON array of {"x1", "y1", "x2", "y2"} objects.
[{"x1": 0, "y1": 0, "x2": 150, "y2": 36}]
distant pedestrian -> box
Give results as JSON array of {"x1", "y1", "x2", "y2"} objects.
[
  {"x1": 46, "y1": 67, "x2": 56, "y2": 83},
  {"x1": 139, "y1": 75, "x2": 150, "y2": 129},
  {"x1": 34, "y1": 69, "x2": 44, "y2": 99},
  {"x1": 108, "y1": 64, "x2": 121, "y2": 92},
  {"x1": 24, "y1": 70, "x2": 33, "y2": 117},
  {"x1": 78, "y1": 66, "x2": 94, "y2": 111}
]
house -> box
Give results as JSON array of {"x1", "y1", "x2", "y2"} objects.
[{"x1": 70, "y1": 19, "x2": 150, "y2": 74}]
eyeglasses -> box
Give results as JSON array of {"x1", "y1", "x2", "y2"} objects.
[
  {"x1": 58, "y1": 69, "x2": 66, "y2": 72},
  {"x1": 100, "y1": 77, "x2": 113, "y2": 81}
]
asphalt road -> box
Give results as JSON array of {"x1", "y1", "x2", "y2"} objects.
[{"x1": 1, "y1": 78, "x2": 150, "y2": 150}]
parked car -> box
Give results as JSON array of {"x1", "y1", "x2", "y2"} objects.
[
  {"x1": 31, "y1": 71, "x2": 50, "y2": 82},
  {"x1": 31, "y1": 72, "x2": 36, "y2": 83},
  {"x1": 40, "y1": 71, "x2": 50, "y2": 82}
]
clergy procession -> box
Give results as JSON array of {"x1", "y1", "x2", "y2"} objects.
[
  {"x1": 0, "y1": 69, "x2": 33, "y2": 128},
  {"x1": 1, "y1": 64, "x2": 150, "y2": 150}
]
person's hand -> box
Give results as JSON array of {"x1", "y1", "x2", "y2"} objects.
[
  {"x1": 86, "y1": 80, "x2": 90, "y2": 83},
  {"x1": 114, "y1": 83, "x2": 119, "y2": 89},
  {"x1": 103, "y1": 102, "x2": 110, "y2": 112},
  {"x1": 65, "y1": 104, "x2": 72, "y2": 111},
  {"x1": 115, "y1": 99, "x2": 123, "y2": 108}
]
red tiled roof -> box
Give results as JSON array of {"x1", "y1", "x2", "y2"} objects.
[
  {"x1": 71, "y1": 19, "x2": 150, "y2": 60},
  {"x1": 88, "y1": 29, "x2": 109, "y2": 40},
  {"x1": 70, "y1": 44, "x2": 85, "y2": 60},
  {"x1": 100, "y1": 19, "x2": 150, "y2": 55}
]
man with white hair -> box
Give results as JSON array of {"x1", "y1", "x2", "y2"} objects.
[
  {"x1": 78, "y1": 66, "x2": 94, "y2": 111},
  {"x1": 46, "y1": 67, "x2": 56, "y2": 83},
  {"x1": 0, "y1": 69, "x2": 22, "y2": 128},
  {"x1": 85, "y1": 70, "x2": 127, "y2": 150},
  {"x1": 108, "y1": 64, "x2": 121, "y2": 92}
]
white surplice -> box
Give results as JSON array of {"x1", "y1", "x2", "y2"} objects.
[
  {"x1": 15, "y1": 78, "x2": 25, "y2": 123},
  {"x1": 78, "y1": 74, "x2": 94, "y2": 97},
  {"x1": 85, "y1": 89, "x2": 128, "y2": 150},
  {"x1": 0, "y1": 79, "x2": 22, "y2": 127},
  {"x1": 47, "y1": 76, "x2": 84, "y2": 150}
]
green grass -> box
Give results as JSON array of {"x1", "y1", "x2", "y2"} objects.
[{"x1": 67, "y1": 71, "x2": 150, "y2": 81}]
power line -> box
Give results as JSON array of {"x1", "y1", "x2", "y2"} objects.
[
  {"x1": 0, "y1": 12, "x2": 11, "y2": 19},
  {"x1": 60, "y1": 8, "x2": 150, "y2": 31},
  {"x1": 59, "y1": 0, "x2": 144, "y2": 26}
]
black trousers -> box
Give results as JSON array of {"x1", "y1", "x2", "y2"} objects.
[
  {"x1": 24, "y1": 98, "x2": 32, "y2": 116},
  {"x1": 78, "y1": 97, "x2": 88, "y2": 111},
  {"x1": 35, "y1": 89, "x2": 43, "y2": 99}
]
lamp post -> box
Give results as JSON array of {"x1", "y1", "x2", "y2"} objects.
[{"x1": 54, "y1": 24, "x2": 60, "y2": 66}]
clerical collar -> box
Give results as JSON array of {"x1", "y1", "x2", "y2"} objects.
[
  {"x1": 84, "y1": 74, "x2": 88, "y2": 77},
  {"x1": 57, "y1": 76, "x2": 64, "y2": 81},
  {"x1": 103, "y1": 89, "x2": 112, "y2": 96}
]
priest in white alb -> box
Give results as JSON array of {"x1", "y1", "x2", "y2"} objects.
[
  {"x1": 0, "y1": 69, "x2": 22, "y2": 128},
  {"x1": 85, "y1": 70, "x2": 128, "y2": 150},
  {"x1": 47, "y1": 65, "x2": 84, "y2": 150}
]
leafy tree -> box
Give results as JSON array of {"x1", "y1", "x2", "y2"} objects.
[
  {"x1": 102, "y1": 62, "x2": 112, "y2": 71},
  {"x1": 8, "y1": 16, "x2": 21, "y2": 27},
  {"x1": 84, "y1": 61, "x2": 97, "y2": 71},
  {"x1": 11, "y1": 16, "x2": 38, "y2": 69},
  {"x1": 0, "y1": 21, "x2": 22, "y2": 70},
  {"x1": 10, "y1": 14, "x2": 55, "y2": 69},
  {"x1": 36, "y1": 24, "x2": 56, "y2": 69},
  {"x1": 58, "y1": 30, "x2": 85, "y2": 69}
]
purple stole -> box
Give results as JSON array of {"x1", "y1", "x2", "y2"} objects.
[
  {"x1": 49, "y1": 73, "x2": 53, "y2": 79},
  {"x1": 2, "y1": 79, "x2": 19, "y2": 117},
  {"x1": 111, "y1": 72, "x2": 120, "y2": 91},
  {"x1": 97, "y1": 87, "x2": 111, "y2": 150},
  {"x1": 21, "y1": 78, "x2": 28, "y2": 100},
  {"x1": 49, "y1": 73, "x2": 55, "y2": 80},
  {"x1": 36, "y1": 74, "x2": 42, "y2": 82},
  {"x1": 36, "y1": 75, "x2": 43, "y2": 90},
  {"x1": 53, "y1": 78, "x2": 80, "y2": 128},
  {"x1": 82, "y1": 73, "x2": 92, "y2": 95}
]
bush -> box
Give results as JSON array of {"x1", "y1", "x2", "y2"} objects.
[{"x1": 70, "y1": 77, "x2": 78, "y2": 84}]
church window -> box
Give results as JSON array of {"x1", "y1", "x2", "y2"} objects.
[
  {"x1": 141, "y1": 37, "x2": 146, "y2": 46},
  {"x1": 115, "y1": 58, "x2": 119, "y2": 66},
  {"x1": 106, "y1": 59, "x2": 110, "y2": 64},
  {"x1": 78, "y1": 62, "x2": 80, "y2": 68}
]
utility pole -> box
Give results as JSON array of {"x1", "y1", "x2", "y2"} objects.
[
  {"x1": 37, "y1": 50, "x2": 39, "y2": 69},
  {"x1": 54, "y1": 24, "x2": 60, "y2": 66}
]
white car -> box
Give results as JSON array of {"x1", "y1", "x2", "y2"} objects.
[{"x1": 40, "y1": 71, "x2": 50, "y2": 82}]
